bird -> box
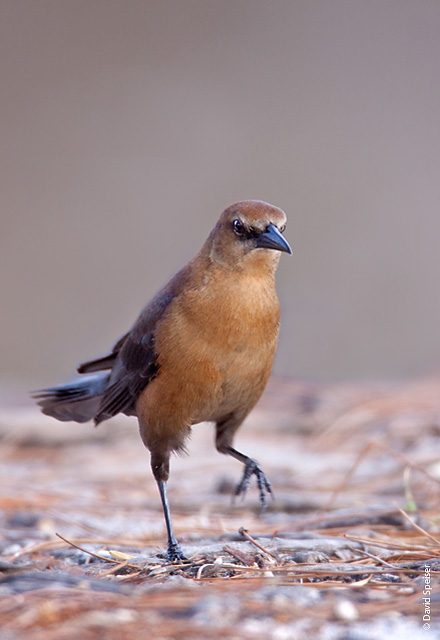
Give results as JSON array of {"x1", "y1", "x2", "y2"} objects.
[{"x1": 34, "y1": 200, "x2": 291, "y2": 562}]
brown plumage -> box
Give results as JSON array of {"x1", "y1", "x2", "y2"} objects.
[{"x1": 34, "y1": 200, "x2": 291, "y2": 560}]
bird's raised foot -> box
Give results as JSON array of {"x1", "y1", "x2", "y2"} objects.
[
  {"x1": 234, "y1": 458, "x2": 273, "y2": 511},
  {"x1": 164, "y1": 541, "x2": 188, "y2": 564}
]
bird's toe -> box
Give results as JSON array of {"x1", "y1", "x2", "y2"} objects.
[
  {"x1": 163, "y1": 542, "x2": 188, "y2": 564},
  {"x1": 234, "y1": 458, "x2": 273, "y2": 511}
]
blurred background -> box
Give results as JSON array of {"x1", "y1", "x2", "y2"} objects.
[{"x1": 1, "y1": 0, "x2": 440, "y2": 393}]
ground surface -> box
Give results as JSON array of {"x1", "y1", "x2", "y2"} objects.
[{"x1": 1, "y1": 377, "x2": 440, "y2": 639}]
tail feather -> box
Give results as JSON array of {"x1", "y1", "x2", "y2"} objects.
[
  {"x1": 33, "y1": 373, "x2": 110, "y2": 423},
  {"x1": 77, "y1": 353, "x2": 117, "y2": 374}
]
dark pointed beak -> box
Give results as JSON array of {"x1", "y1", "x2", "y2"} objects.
[{"x1": 255, "y1": 223, "x2": 292, "y2": 254}]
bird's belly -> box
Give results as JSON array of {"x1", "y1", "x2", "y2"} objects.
[{"x1": 190, "y1": 335, "x2": 276, "y2": 424}]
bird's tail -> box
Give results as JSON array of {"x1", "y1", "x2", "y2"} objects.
[{"x1": 33, "y1": 373, "x2": 110, "y2": 423}]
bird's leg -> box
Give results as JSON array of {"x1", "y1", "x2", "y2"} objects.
[
  {"x1": 225, "y1": 446, "x2": 274, "y2": 511},
  {"x1": 215, "y1": 415, "x2": 273, "y2": 511},
  {"x1": 149, "y1": 450, "x2": 187, "y2": 562},
  {"x1": 157, "y1": 480, "x2": 187, "y2": 562}
]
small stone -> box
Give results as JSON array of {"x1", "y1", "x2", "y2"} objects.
[{"x1": 334, "y1": 598, "x2": 358, "y2": 622}]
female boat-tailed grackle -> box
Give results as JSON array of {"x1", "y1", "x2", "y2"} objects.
[{"x1": 34, "y1": 200, "x2": 291, "y2": 561}]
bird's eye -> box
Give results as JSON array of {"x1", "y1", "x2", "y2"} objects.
[{"x1": 233, "y1": 219, "x2": 245, "y2": 236}]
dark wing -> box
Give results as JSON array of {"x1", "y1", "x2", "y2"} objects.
[
  {"x1": 93, "y1": 328, "x2": 159, "y2": 423},
  {"x1": 93, "y1": 264, "x2": 192, "y2": 424}
]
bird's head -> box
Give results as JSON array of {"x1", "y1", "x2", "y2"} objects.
[{"x1": 208, "y1": 200, "x2": 292, "y2": 271}]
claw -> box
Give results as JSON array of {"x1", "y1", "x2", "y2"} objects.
[
  {"x1": 234, "y1": 458, "x2": 273, "y2": 511},
  {"x1": 164, "y1": 541, "x2": 188, "y2": 563}
]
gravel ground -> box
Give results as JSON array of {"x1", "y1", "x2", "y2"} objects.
[{"x1": 1, "y1": 376, "x2": 440, "y2": 638}]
